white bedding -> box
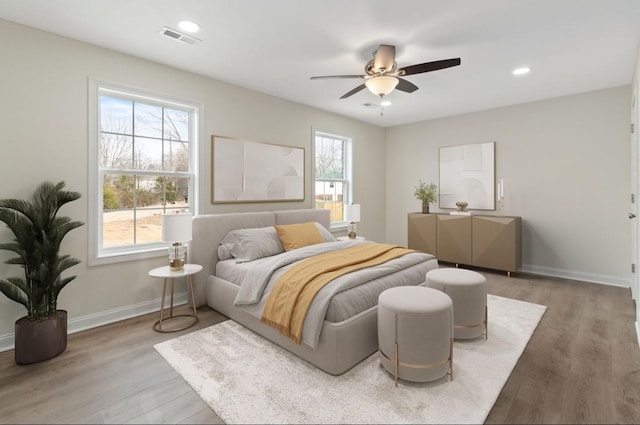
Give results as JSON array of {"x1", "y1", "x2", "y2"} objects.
[
  {"x1": 216, "y1": 257, "x2": 273, "y2": 285},
  {"x1": 230, "y1": 240, "x2": 437, "y2": 349}
]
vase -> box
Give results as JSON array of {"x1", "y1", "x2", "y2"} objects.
[
  {"x1": 422, "y1": 202, "x2": 429, "y2": 214},
  {"x1": 14, "y1": 310, "x2": 67, "y2": 365}
]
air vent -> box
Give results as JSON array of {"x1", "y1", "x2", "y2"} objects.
[{"x1": 159, "y1": 27, "x2": 201, "y2": 45}]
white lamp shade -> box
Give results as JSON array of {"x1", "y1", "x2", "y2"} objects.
[
  {"x1": 344, "y1": 204, "x2": 361, "y2": 222},
  {"x1": 365, "y1": 76, "x2": 399, "y2": 96},
  {"x1": 162, "y1": 213, "x2": 193, "y2": 242}
]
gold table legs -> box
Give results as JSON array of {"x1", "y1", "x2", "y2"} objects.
[
  {"x1": 379, "y1": 339, "x2": 453, "y2": 388},
  {"x1": 153, "y1": 275, "x2": 199, "y2": 333}
]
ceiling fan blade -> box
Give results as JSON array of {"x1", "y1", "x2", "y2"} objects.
[
  {"x1": 399, "y1": 58, "x2": 461, "y2": 76},
  {"x1": 310, "y1": 74, "x2": 365, "y2": 80},
  {"x1": 395, "y1": 78, "x2": 419, "y2": 93},
  {"x1": 339, "y1": 84, "x2": 366, "y2": 99},
  {"x1": 373, "y1": 44, "x2": 396, "y2": 72}
]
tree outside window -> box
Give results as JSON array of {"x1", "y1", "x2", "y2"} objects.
[{"x1": 89, "y1": 80, "x2": 198, "y2": 264}]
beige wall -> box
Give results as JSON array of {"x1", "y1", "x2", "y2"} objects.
[
  {"x1": 632, "y1": 45, "x2": 640, "y2": 331},
  {"x1": 0, "y1": 17, "x2": 634, "y2": 345},
  {"x1": 385, "y1": 86, "x2": 631, "y2": 285},
  {"x1": 0, "y1": 19, "x2": 385, "y2": 339}
]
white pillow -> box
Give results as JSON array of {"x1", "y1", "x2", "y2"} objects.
[
  {"x1": 219, "y1": 226, "x2": 285, "y2": 263},
  {"x1": 217, "y1": 244, "x2": 233, "y2": 261},
  {"x1": 314, "y1": 222, "x2": 336, "y2": 242}
]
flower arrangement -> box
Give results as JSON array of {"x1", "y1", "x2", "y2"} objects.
[
  {"x1": 414, "y1": 180, "x2": 438, "y2": 204},
  {"x1": 414, "y1": 180, "x2": 438, "y2": 213}
]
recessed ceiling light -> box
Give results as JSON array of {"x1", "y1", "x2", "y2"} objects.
[
  {"x1": 178, "y1": 20, "x2": 200, "y2": 33},
  {"x1": 380, "y1": 100, "x2": 391, "y2": 107},
  {"x1": 512, "y1": 67, "x2": 530, "y2": 76}
]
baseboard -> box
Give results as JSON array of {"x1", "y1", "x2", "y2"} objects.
[
  {"x1": 0, "y1": 292, "x2": 188, "y2": 353},
  {"x1": 520, "y1": 264, "x2": 630, "y2": 288},
  {"x1": 0, "y1": 264, "x2": 631, "y2": 352}
]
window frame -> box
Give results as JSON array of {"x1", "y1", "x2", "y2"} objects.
[
  {"x1": 312, "y1": 130, "x2": 353, "y2": 229},
  {"x1": 88, "y1": 78, "x2": 200, "y2": 265}
]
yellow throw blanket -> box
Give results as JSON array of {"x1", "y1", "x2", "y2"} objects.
[{"x1": 261, "y1": 243, "x2": 414, "y2": 344}]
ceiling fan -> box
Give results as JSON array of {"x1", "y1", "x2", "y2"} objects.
[{"x1": 311, "y1": 44, "x2": 461, "y2": 99}]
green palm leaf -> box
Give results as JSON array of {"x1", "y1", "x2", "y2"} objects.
[
  {"x1": 0, "y1": 181, "x2": 83, "y2": 319},
  {"x1": 0, "y1": 278, "x2": 29, "y2": 310}
]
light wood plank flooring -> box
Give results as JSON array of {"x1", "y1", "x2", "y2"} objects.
[{"x1": 0, "y1": 271, "x2": 639, "y2": 424}]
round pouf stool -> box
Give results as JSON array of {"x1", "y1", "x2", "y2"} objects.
[
  {"x1": 378, "y1": 286, "x2": 453, "y2": 386},
  {"x1": 424, "y1": 268, "x2": 488, "y2": 340}
]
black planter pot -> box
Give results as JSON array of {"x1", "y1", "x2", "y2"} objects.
[{"x1": 14, "y1": 310, "x2": 67, "y2": 365}]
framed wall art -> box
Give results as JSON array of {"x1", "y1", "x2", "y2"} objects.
[
  {"x1": 439, "y1": 141, "x2": 495, "y2": 210},
  {"x1": 212, "y1": 135, "x2": 305, "y2": 203}
]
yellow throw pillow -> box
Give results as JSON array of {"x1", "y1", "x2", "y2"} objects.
[{"x1": 275, "y1": 221, "x2": 325, "y2": 251}]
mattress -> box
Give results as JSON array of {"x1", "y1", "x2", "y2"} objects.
[
  {"x1": 216, "y1": 257, "x2": 269, "y2": 284},
  {"x1": 192, "y1": 209, "x2": 439, "y2": 375},
  {"x1": 215, "y1": 250, "x2": 435, "y2": 324}
]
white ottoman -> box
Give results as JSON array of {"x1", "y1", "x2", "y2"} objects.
[
  {"x1": 424, "y1": 268, "x2": 488, "y2": 340},
  {"x1": 378, "y1": 286, "x2": 453, "y2": 386}
]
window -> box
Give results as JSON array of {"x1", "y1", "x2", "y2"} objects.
[
  {"x1": 313, "y1": 131, "x2": 352, "y2": 227},
  {"x1": 88, "y1": 80, "x2": 199, "y2": 265}
]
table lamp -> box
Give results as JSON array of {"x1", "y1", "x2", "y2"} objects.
[
  {"x1": 344, "y1": 203, "x2": 361, "y2": 239},
  {"x1": 162, "y1": 213, "x2": 193, "y2": 271}
]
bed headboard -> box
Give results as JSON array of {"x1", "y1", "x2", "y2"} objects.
[{"x1": 189, "y1": 208, "x2": 331, "y2": 306}]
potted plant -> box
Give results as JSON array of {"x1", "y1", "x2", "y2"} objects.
[
  {"x1": 0, "y1": 181, "x2": 83, "y2": 364},
  {"x1": 414, "y1": 180, "x2": 438, "y2": 213}
]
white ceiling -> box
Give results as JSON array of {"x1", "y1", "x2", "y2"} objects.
[{"x1": 1, "y1": 0, "x2": 640, "y2": 127}]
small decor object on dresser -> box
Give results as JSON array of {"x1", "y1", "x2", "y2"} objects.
[
  {"x1": 455, "y1": 201, "x2": 469, "y2": 212},
  {"x1": 414, "y1": 180, "x2": 438, "y2": 214}
]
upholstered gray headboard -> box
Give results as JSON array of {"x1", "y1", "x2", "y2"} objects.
[{"x1": 189, "y1": 208, "x2": 331, "y2": 307}]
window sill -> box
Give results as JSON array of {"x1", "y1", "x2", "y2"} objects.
[
  {"x1": 330, "y1": 223, "x2": 348, "y2": 233},
  {"x1": 89, "y1": 246, "x2": 166, "y2": 266}
]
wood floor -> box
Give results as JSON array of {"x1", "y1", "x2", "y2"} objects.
[{"x1": 0, "y1": 271, "x2": 639, "y2": 424}]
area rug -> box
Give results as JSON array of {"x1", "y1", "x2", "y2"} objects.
[{"x1": 154, "y1": 294, "x2": 546, "y2": 424}]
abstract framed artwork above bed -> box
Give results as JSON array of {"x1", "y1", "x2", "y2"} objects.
[
  {"x1": 211, "y1": 135, "x2": 305, "y2": 203},
  {"x1": 190, "y1": 209, "x2": 439, "y2": 376}
]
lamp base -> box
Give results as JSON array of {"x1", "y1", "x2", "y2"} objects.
[
  {"x1": 348, "y1": 221, "x2": 357, "y2": 239},
  {"x1": 168, "y1": 242, "x2": 186, "y2": 271},
  {"x1": 169, "y1": 259, "x2": 185, "y2": 271}
]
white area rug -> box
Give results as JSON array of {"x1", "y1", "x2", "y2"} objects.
[{"x1": 154, "y1": 295, "x2": 546, "y2": 424}]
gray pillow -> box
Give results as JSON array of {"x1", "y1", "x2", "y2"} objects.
[{"x1": 220, "y1": 226, "x2": 285, "y2": 263}]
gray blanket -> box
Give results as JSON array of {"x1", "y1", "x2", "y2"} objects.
[{"x1": 233, "y1": 240, "x2": 436, "y2": 348}]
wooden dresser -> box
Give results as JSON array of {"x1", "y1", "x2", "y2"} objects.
[{"x1": 408, "y1": 213, "x2": 522, "y2": 275}]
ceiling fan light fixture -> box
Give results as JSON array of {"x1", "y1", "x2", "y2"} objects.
[{"x1": 365, "y1": 76, "x2": 399, "y2": 97}]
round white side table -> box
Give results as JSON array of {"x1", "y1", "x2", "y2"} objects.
[
  {"x1": 149, "y1": 263, "x2": 202, "y2": 333},
  {"x1": 337, "y1": 236, "x2": 366, "y2": 241}
]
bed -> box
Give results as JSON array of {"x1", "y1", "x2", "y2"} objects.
[{"x1": 190, "y1": 208, "x2": 438, "y2": 375}]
